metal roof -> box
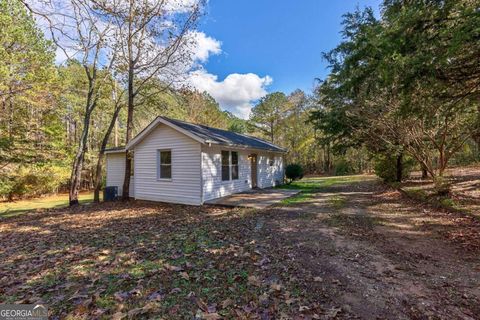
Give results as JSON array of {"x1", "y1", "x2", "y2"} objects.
[
  {"x1": 104, "y1": 146, "x2": 126, "y2": 153},
  {"x1": 159, "y1": 117, "x2": 286, "y2": 152},
  {"x1": 126, "y1": 116, "x2": 286, "y2": 152}
]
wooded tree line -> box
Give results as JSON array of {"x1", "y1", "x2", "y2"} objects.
[
  {"x1": 0, "y1": 0, "x2": 245, "y2": 202},
  {"x1": 308, "y1": 0, "x2": 480, "y2": 186},
  {"x1": 1, "y1": 0, "x2": 478, "y2": 202},
  {"x1": 248, "y1": 89, "x2": 372, "y2": 175}
]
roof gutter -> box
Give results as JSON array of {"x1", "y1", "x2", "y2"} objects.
[
  {"x1": 203, "y1": 142, "x2": 287, "y2": 154},
  {"x1": 104, "y1": 148, "x2": 126, "y2": 154}
]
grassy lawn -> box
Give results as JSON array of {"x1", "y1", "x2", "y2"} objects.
[
  {"x1": 0, "y1": 176, "x2": 373, "y2": 319},
  {"x1": 1, "y1": 174, "x2": 479, "y2": 318},
  {"x1": 0, "y1": 176, "x2": 373, "y2": 218},
  {"x1": 0, "y1": 192, "x2": 99, "y2": 218},
  {"x1": 401, "y1": 166, "x2": 480, "y2": 219},
  {"x1": 277, "y1": 174, "x2": 376, "y2": 205},
  {"x1": 0, "y1": 202, "x2": 285, "y2": 318}
]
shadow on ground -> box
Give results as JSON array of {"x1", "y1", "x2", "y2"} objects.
[{"x1": 0, "y1": 176, "x2": 479, "y2": 319}]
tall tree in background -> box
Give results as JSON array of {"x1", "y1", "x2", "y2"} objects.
[
  {"x1": 24, "y1": 0, "x2": 118, "y2": 205},
  {"x1": 381, "y1": 0, "x2": 480, "y2": 179},
  {"x1": 0, "y1": 0, "x2": 58, "y2": 167},
  {"x1": 283, "y1": 90, "x2": 316, "y2": 166},
  {"x1": 180, "y1": 90, "x2": 229, "y2": 129},
  {"x1": 249, "y1": 92, "x2": 289, "y2": 143},
  {"x1": 0, "y1": 0, "x2": 67, "y2": 200},
  {"x1": 311, "y1": 1, "x2": 480, "y2": 183},
  {"x1": 93, "y1": 77, "x2": 124, "y2": 202},
  {"x1": 1, "y1": 0, "x2": 251, "y2": 201},
  {"x1": 94, "y1": 0, "x2": 205, "y2": 199}
]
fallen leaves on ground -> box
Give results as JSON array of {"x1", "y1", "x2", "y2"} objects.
[
  {"x1": 0, "y1": 201, "x2": 324, "y2": 319},
  {"x1": 1, "y1": 176, "x2": 479, "y2": 319}
]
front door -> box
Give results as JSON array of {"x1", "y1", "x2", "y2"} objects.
[{"x1": 250, "y1": 154, "x2": 258, "y2": 188}]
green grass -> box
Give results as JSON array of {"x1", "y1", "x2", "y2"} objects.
[
  {"x1": 280, "y1": 192, "x2": 315, "y2": 205},
  {"x1": 403, "y1": 187, "x2": 476, "y2": 218},
  {"x1": 0, "y1": 192, "x2": 99, "y2": 218},
  {"x1": 403, "y1": 187, "x2": 429, "y2": 201},
  {"x1": 328, "y1": 195, "x2": 347, "y2": 209},
  {"x1": 440, "y1": 198, "x2": 457, "y2": 209},
  {"x1": 278, "y1": 175, "x2": 375, "y2": 205}
]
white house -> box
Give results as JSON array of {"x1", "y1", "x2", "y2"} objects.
[{"x1": 105, "y1": 116, "x2": 286, "y2": 205}]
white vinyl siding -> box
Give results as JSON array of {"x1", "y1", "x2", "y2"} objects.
[
  {"x1": 257, "y1": 154, "x2": 284, "y2": 188},
  {"x1": 105, "y1": 152, "x2": 134, "y2": 197},
  {"x1": 133, "y1": 124, "x2": 202, "y2": 205},
  {"x1": 202, "y1": 146, "x2": 252, "y2": 201},
  {"x1": 201, "y1": 146, "x2": 284, "y2": 201},
  {"x1": 106, "y1": 128, "x2": 284, "y2": 204}
]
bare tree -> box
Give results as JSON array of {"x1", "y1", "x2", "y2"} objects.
[
  {"x1": 352, "y1": 90, "x2": 479, "y2": 182},
  {"x1": 23, "y1": 0, "x2": 117, "y2": 205},
  {"x1": 93, "y1": 78, "x2": 124, "y2": 202},
  {"x1": 93, "y1": 0, "x2": 205, "y2": 199}
]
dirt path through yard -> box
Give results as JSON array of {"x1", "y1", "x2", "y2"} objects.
[
  {"x1": 257, "y1": 178, "x2": 480, "y2": 319},
  {"x1": 1, "y1": 176, "x2": 479, "y2": 319}
]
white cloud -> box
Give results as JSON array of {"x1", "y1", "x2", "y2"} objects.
[
  {"x1": 37, "y1": 0, "x2": 270, "y2": 119},
  {"x1": 190, "y1": 31, "x2": 222, "y2": 63},
  {"x1": 54, "y1": 47, "x2": 81, "y2": 65},
  {"x1": 164, "y1": 0, "x2": 201, "y2": 13},
  {"x1": 189, "y1": 70, "x2": 273, "y2": 119}
]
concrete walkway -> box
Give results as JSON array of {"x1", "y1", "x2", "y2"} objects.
[{"x1": 205, "y1": 188, "x2": 300, "y2": 209}]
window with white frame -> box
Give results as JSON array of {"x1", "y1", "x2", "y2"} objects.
[
  {"x1": 231, "y1": 151, "x2": 239, "y2": 180},
  {"x1": 269, "y1": 157, "x2": 274, "y2": 166},
  {"x1": 221, "y1": 150, "x2": 239, "y2": 181},
  {"x1": 157, "y1": 150, "x2": 172, "y2": 179},
  {"x1": 221, "y1": 151, "x2": 230, "y2": 181}
]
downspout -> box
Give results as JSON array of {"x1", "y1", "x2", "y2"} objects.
[
  {"x1": 200, "y1": 144, "x2": 204, "y2": 205},
  {"x1": 132, "y1": 148, "x2": 136, "y2": 199},
  {"x1": 200, "y1": 140, "x2": 213, "y2": 205}
]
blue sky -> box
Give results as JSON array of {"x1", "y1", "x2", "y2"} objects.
[
  {"x1": 200, "y1": 0, "x2": 381, "y2": 94},
  {"x1": 47, "y1": 0, "x2": 383, "y2": 119},
  {"x1": 190, "y1": 0, "x2": 382, "y2": 118},
  {"x1": 58, "y1": 1, "x2": 370, "y2": 118}
]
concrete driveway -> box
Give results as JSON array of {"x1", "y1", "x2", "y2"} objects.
[{"x1": 204, "y1": 188, "x2": 300, "y2": 209}]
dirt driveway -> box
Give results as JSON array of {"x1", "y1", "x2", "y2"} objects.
[
  {"x1": 259, "y1": 177, "x2": 480, "y2": 319},
  {"x1": 0, "y1": 176, "x2": 479, "y2": 319}
]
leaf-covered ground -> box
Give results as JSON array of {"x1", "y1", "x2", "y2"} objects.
[
  {"x1": 1, "y1": 176, "x2": 479, "y2": 319},
  {"x1": 401, "y1": 166, "x2": 480, "y2": 219}
]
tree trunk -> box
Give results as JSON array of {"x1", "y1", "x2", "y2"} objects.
[
  {"x1": 421, "y1": 164, "x2": 428, "y2": 179},
  {"x1": 114, "y1": 117, "x2": 118, "y2": 147},
  {"x1": 94, "y1": 104, "x2": 122, "y2": 202},
  {"x1": 93, "y1": 155, "x2": 103, "y2": 202},
  {"x1": 325, "y1": 143, "x2": 331, "y2": 173},
  {"x1": 69, "y1": 108, "x2": 93, "y2": 206},
  {"x1": 8, "y1": 93, "x2": 13, "y2": 139},
  {"x1": 395, "y1": 153, "x2": 403, "y2": 182},
  {"x1": 70, "y1": 65, "x2": 98, "y2": 206},
  {"x1": 438, "y1": 148, "x2": 446, "y2": 177},
  {"x1": 270, "y1": 121, "x2": 274, "y2": 144},
  {"x1": 122, "y1": 62, "x2": 134, "y2": 200}
]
